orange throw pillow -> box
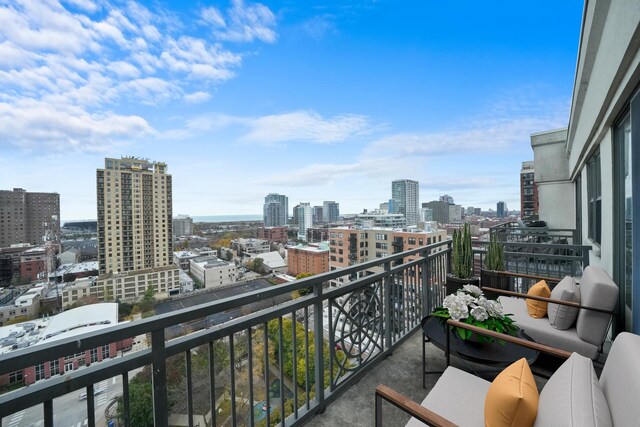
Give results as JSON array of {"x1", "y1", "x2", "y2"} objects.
[
  {"x1": 526, "y1": 280, "x2": 550, "y2": 318},
  {"x1": 484, "y1": 358, "x2": 539, "y2": 427}
]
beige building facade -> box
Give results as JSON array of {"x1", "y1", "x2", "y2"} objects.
[
  {"x1": 96, "y1": 157, "x2": 179, "y2": 301},
  {"x1": 328, "y1": 227, "x2": 447, "y2": 286}
]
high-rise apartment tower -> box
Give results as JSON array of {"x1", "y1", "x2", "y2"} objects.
[
  {"x1": 520, "y1": 161, "x2": 539, "y2": 218},
  {"x1": 0, "y1": 188, "x2": 60, "y2": 247},
  {"x1": 296, "y1": 203, "x2": 312, "y2": 241},
  {"x1": 96, "y1": 157, "x2": 179, "y2": 300},
  {"x1": 391, "y1": 180, "x2": 420, "y2": 226},
  {"x1": 322, "y1": 201, "x2": 340, "y2": 223},
  {"x1": 263, "y1": 193, "x2": 288, "y2": 227}
]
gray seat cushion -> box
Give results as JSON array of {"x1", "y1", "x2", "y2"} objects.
[
  {"x1": 406, "y1": 366, "x2": 489, "y2": 427},
  {"x1": 575, "y1": 266, "x2": 618, "y2": 346},
  {"x1": 600, "y1": 332, "x2": 640, "y2": 427},
  {"x1": 548, "y1": 276, "x2": 580, "y2": 330},
  {"x1": 534, "y1": 353, "x2": 611, "y2": 427},
  {"x1": 499, "y1": 296, "x2": 599, "y2": 359}
]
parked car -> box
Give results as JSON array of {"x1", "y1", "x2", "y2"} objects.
[{"x1": 78, "y1": 387, "x2": 106, "y2": 401}]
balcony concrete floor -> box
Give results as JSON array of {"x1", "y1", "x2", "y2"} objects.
[
  {"x1": 304, "y1": 329, "x2": 443, "y2": 427},
  {"x1": 304, "y1": 328, "x2": 549, "y2": 426}
]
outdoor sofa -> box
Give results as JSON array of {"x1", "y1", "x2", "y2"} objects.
[
  {"x1": 376, "y1": 320, "x2": 640, "y2": 426},
  {"x1": 485, "y1": 265, "x2": 618, "y2": 360}
]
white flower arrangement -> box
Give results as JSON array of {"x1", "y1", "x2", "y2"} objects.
[{"x1": 432, "y1": 285, "x2": 518, "y2": 341}]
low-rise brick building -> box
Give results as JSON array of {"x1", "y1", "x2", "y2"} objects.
[{"x1": 287, "y1": 244, "x2": 330, "y2": 277}]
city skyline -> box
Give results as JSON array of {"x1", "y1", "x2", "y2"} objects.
[{"x1": 0, "y1": 0, "x2": 583, "y2": 220}]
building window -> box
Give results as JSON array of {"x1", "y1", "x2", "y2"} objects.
[
  {"x1": 102, "y1": 344, "x2": 110, "y2": 359},
  {"x1": 35, "y1": 363, "x2": 45, "y2": 381},
  {"x1": 408, "y1": 237, "x2": 416, "y2": 245},
  {"x1": 587, "y1": 151, "x2": 602, "y2": 245},
  {"x1": 9, "y1": 371, "x2": 23, "y2": 384},
  {"x1": 90, "y1": 348, "x2": 99, "y2": 363},
  {"x1": 50, "y1": 359, "x2": 60, "y2": 375}
]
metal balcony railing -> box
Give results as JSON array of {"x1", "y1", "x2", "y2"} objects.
[
  {"x1": 0, "y1": 241, "x2": 452, "y2": 427},
  {"x1": 473, "y1": 241, "x2": 591, "y2": 281},
  {"x1": 490, "y1": 221, "x2": 578, "y2": 245}
]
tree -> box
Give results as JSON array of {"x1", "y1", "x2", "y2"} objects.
[
  {"x1": 118, "y1": 374, "x2": 153, "y2": 427},
  {"x1": 138, "y1": 286, "x2": 156, "y2": 313},
  {"x1": 294, "y1": 273, "x2": 314, "y2": 296},
  {"x1": 103, "y1": 284, "x2": 114, "y2": 302},
  {"x1": 250, "y1": 257, "x2": 265, "y2": 274},
  {"x1": 118, "y1": 301, "x2": 133, "y2": 319}
]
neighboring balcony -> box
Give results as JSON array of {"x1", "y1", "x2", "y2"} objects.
[{"x1": 0, "y1": 232, "x2": 593, "y2": 427}]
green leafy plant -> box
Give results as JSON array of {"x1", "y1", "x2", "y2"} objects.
[
  {"x1": 452, "y1": 223, "x2": 473, "y2": 279},
  {"x1": 485, "y1": 234, "x2": 505, "y2": 271},
  {"x1": 431, "y1": 285, "x2": 518, "y2": 342}
]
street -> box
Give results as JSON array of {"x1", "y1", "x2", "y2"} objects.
[{"x1": 2, "y1": 376, "x2": 123, "y2": 427}]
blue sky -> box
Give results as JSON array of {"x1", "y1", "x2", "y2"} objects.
[{"x1": 0, "y1": 0, "x2": 583, "y2": 221}]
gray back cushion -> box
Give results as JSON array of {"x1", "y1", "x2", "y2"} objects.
[
  {"x1": 575, "y1": 266, "x2": 618, "y2": 346},
  {"x1": 548, "y1": 276, "x2": 580, "y2": 330},
  {"x1": 534, "y1": 353, "x2": 611, "y2": 427},
  {"x1": 600, "y1": 332, "x2": 640, "y2": 427}
]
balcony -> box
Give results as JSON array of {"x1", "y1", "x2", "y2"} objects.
[{"x1": 0, "y1": 236, "x2": 593, "y2": 427}]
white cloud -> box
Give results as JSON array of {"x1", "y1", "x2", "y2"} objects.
[
  {"x1": 202, "y1": 0, "x2": 277, "y2": 43},
  {"x1": 302, "y1": 15, "x2": 337, "y2": 40},
  {"x1": 0, "y1": 0, "x2": 275, "y2": 152},
  {"x1": 183, "y1": 91, "x2": 211, "y2": 104},
  {"x1": 367, "y1": 115, "x2": 566, "y2": 157},
  {"x1": 0, "y1": 99, "x2": 153, "y2": 152},
  {"x1": 108, "y1": 61, "x2": 140, "y2": 78},
  {"x1": 160, "y1": 36, "x2": 241, "y2": 81},
  {"x1": 243, "y1": 111, "x2": 370, "y2": 144},
  {"x1": 260, "y1": 162, "x2": 362, "y2": 186},
  {"x1": 0, "y1": 41, "x2": 37, "y2": 69},
  {"x1": 62, "y1": 0, "x2": 99, "y2": 13},
  {"x1": 201, "y1": 7, "x2": 226, "y2": 28},
  {"x1": 177, "y1": 110, "x2": 371, "y2": 144}
]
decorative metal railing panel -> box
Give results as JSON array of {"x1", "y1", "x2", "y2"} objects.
[{"x1": 0, "y1": 241, "x2": 451, "y2": 427}]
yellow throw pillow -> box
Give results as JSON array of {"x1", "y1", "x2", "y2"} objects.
[
  {"x1": 484, "y1": 358, "x2": 539, "y2": 427},
  {"x1": 526, "y1": 280, "x2": 551, "y2": 318}
]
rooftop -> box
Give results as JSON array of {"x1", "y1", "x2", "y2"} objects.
[{"x1": 0, "y1": 303, "x2": 118, "y2": 355}]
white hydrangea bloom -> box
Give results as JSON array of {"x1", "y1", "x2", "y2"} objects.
[
  {"x1": 470, "y1": 306, "x2": 489, "y2": 322},
  {"x1": 443, "y1": 294, "x2": 469, "y2": 321},
  {"x1": 462, "y1": 284, "x2": 482, "y2": 296},
  {"x1": 460, "y1": 293, "x2": 476, "y2": 307},
  {"x1": 485, "y1": 300, "x2": 504, "y2": 317},
  {"x1": 476, "y1": 296, "x2": 489, "y2": 309}
]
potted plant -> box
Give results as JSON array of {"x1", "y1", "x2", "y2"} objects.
[
  {"x1": 432, "y1": 285, "x2": 518, "y2": 342},
  {"x1": 446, "y1": 223, "x2": 479, "y2": 294},
  {"x1": 480, "y1": 234, "x2": 510, "y2": 298}
]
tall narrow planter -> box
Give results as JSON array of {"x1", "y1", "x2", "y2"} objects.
[
  {"x1": 445, "y1": 274, "x2": 479, "y2": 295},
  {"x1": 480, "y1": 269, "x2": 510, "y2": 299}
]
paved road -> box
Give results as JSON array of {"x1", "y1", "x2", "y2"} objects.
[
  {"x1": 155, "y1": 279, "x2": 291, "y2": 339},
  {"x1": 3, "y1": 376, "x2": 122, "y2": 427}
]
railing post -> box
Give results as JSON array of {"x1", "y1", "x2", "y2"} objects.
[
  {"x1": 420, "y1": 250, "x2": 430, "y2": 318},
  {"x1": 151, "y1": 329, "x2": 168, "y2": 427},
  {"x1": 383, "y1": 261, "x2": 392, "y2": 349},
  {"x1": 313, "y1": 280, "x2": 325, "y2": 412},
  {"x1": 446, "y1": 240, "x2": 452, "y2": 275}
]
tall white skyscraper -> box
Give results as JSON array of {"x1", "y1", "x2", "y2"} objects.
[
  {"x1": 296, "y1": 203, "x2": 312, "y2": 241},
  {"x1": 263, "y1": 193, "x2": 288, "y2": 226},
  {"x1": 391, "y1": 179, "x2": 420, "y2": 226}
]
